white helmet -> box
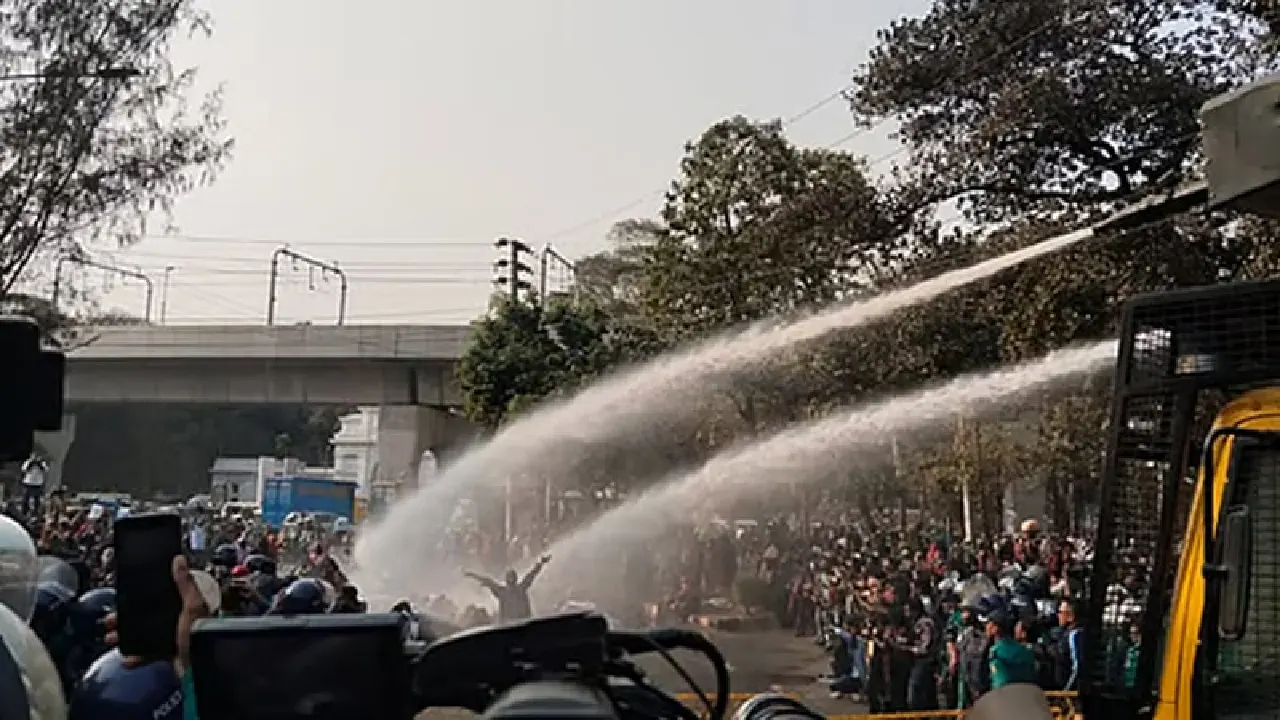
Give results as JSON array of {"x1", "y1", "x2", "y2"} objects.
[
  {"x1": 0, "y1": 600, "x2": 67, "y2": 720},
  {"x1": 0, "y1": 514, "x2": 38, "y2": 622}
]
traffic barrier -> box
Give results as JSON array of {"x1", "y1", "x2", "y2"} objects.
[{"x1": 673, "y1": 690, "x2": 1080, "y2": 720}]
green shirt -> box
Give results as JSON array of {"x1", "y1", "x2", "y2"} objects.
[
  {"x1": 1124, "y1": 642, "x2": 1140, "y2": 689},
  {"x1": 183, "y1": 671, "x2": 199, "y2": 720},
  {"x1": 988, "y1": 636, "x2": 1037, "y2": 689}
]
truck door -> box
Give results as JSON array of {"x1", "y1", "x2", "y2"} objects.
[{"x1": 1210, "y1": 435, "x2": 1280, "y2": 718}]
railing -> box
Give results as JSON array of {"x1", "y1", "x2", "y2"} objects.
[{"x1": 674, "y1": 691, "x2": 1080, "y2": 720}]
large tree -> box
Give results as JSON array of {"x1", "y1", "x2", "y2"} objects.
[
  {"x1": 851, "y1": 0, "x2": 1273, "y2": 221},
  {"x1": 573, "y1": 220, "x2": 666, "y2": 361},
  {"x1": 0, "y1": 0, "x2": 231, "y2": 294},
  {"x1": 456, "y1": 296, "x2": 623, "y2": 428},
  {"x1": 640, "y1": 116, "x2": 897, "y2": 341},
  {"x1": 851, "y1": 0, "x2": 1280, "y2": 359}
]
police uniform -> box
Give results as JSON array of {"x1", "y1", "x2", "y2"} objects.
[
  {"x1": 956, "y1": 622, "x2": 989, "y2": 708},
  {"x1": 988, "y1": 635, "x2": 1038, "y2": 689}
]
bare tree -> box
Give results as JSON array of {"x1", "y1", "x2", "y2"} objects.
[{"x1": 0, "y1": 0, "x2": 232, "y2": 295}]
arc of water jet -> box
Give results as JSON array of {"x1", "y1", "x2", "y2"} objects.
[
  {"x1": 539, "y1": 339, "x2": 1118, "y2": 586},
  {"x1": 355, "y1": 227, "x2": 1097, "y2": 584},
  {"x1": 528, "y1": 227, "x2": 1098, "y2": 445}
]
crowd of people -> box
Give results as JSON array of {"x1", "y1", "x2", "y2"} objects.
[
  {"x1": 0, "y1": 466, "x2": 1151, "y2": 719},
  {"x1": 626, "y1": 513, "x2": 1146, "y2": 714},
  {"x1": 0, "y1": 482, "x2": 373, "y2": 699}
]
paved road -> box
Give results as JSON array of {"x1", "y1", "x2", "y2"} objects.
[{"x1": 635, "y1": 629, "x2": 869, "y2": 717}]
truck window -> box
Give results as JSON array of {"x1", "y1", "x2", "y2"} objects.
[{"x1": 1215, "y1": 438, "x2": 1280, "y2": 716}]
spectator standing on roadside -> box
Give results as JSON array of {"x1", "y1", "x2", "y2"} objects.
[{"x1": 20, "y1": 454, "x2": 47, "y2": 517}]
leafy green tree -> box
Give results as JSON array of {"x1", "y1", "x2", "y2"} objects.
[
  {"x1": 851, "y1": 0, "x2": 1270, "y2": 222},
  {"x1": 639, "y1": 116, "x2": 896, "y2": 341},
  {"x1": 0, "y1": 0, "x2": 231, "y2": 293},
  {"x1": 851, "y1": 0, "x2": 1280, "y2": 361},
  {"x1": 1029, "y1": 385, "x2": 1109, "y2": 532},
  {"x1": 574, "y1": 220, "x2": 667, "y2": 361},
  {"x1": 575, "y1": 219, "x2": 658, "y2": 321},
  {"x1": 0, "y1": 292, "x2": 73, "y2": 336},
  {"x1": 615, "y1": 116, "x2": 909, "y2": 441},
  {"x1": 456, "y1": 296, "x2": 623, "y2": 428}
]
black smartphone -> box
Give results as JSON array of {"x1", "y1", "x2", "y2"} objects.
[{"x1": 114, "y1": 513, "x2": 183, "y2": 660}]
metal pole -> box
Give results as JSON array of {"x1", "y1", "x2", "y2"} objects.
[
  {"x1": 336, "y1": 267, "x2": 349, "y2": 325},
  {"x1": 140, "y1": 274, "x2": 154, "y2": 323},
  {"x1": 160, "y1": 266, "x2": 174, "y2": 324},
  {"x1": 268, "y1": 246, "x2": 347, "y2": 325},
  {"x1": 509, "y1": 241, "x2": 520, "y2": 300},
  {"x1": 62, "y1": 256, "x2": 153, "y2": 321},
  {"x1": 539, "y1": 245, "x2": 550, "y2": 305},
  {"x1": 50, "y1": 255, "x2": 70, "y2": 310},
  {"x1": 541, "y1": 243, "x2": 577, "y2": 304},
  {"x1": 267, "y1": 247, "x2": 284, "y2": 325},
  {"x1": 0, "y1": 67, "x2": 141, "y2": 82}
]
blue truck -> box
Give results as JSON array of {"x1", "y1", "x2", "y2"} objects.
[{"x1": 260, "y1": 475, "x2": 357, "y2": 529}]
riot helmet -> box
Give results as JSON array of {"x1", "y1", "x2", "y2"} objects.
[
  {"x1": 269, "y1": 578, "x2": 330, "y2": 615},
  {"x1": 0, "y1": 598, "x2": 68, "y2": 720},
  {"x1": 37, "y1": 556, "x2": 83, "y2": 598},
  {"x1": 0, "y1": 513, "x2": 38, "y2": 622},
  {"x1": 69, "y1": 588, "x2": 116, "y2": 640}
]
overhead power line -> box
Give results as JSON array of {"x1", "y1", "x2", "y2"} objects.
[
  {"x1": 539, "y1": 10, "x2": 1077, "y2": 244},
  {"x1": 139, "y1": 234, "x2": 492, "y2": 248}
]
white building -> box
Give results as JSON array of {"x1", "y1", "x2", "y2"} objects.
[
  {"x1": 209, "y1": 457, "x2": 260, "y2": 505},
  {"x1": 209, "y1": 456, "x2": 310, "y2": 506},
  {"x1": 331, "y1": 407, "x2": 380, "y2": 501},
  {"x1": 329, "y1": 407, "x2": 447, "y2": 517}
]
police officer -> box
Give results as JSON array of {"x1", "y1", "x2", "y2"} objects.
[
  {"x1": 0, "y1": 513, "x2": 66, "y2": 720},
  {"x1": 956, "y1": 597, "x2": 990, "y2": 708},
  {"x1": 71, "y1": 650, "x2": 184, "y2": 720},
  {"x1": 69, "y1": 556, "x2": 210, "y2": 720},
  {"x1": 986, "y1": 605, "x2": 1037, "y2": 689}
]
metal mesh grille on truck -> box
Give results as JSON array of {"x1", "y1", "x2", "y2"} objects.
[
  {"x1": 1082, "y1": 277, "x2": 1280, "y2": 708},
  {"x1": 1215, "y1": 442, "x2": 1280, "y2": 718}
]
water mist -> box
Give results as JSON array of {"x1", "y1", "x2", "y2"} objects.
[
  {"x1": 353, "y1": 228, "x2": 1096, "y2": 600},
  {"x1": 533, "y1": 340, "x2": 1117, "y2": 608}
]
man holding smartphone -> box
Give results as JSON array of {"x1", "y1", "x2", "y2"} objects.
[{"x1": 73, "y1": 555, "x2": 210, "y2": 719}]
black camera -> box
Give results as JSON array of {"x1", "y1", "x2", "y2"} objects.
[{"x1": 0, "y1": 315, "x2": 67, "y2": 462}]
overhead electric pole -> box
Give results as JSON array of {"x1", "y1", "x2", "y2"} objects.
[
  {"x1": 51, "y1": 253, "x2": 155, "y2": 322},
  {"x1": 493, "y1": 237, "x2": 533, "y2": 301},
  {"x1": 538, "y1": 243, "x2": 578, "y2": 306},
  {"x1": 267, "y1": 246, "x2": 349, "y2": 325}
]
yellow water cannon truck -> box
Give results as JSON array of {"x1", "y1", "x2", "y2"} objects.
[{"x1": 1075, "y1": 72, "x2": 1280, "y2": 720}]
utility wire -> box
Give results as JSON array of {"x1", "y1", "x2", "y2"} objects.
[
  {"x1": 543, "y1": 8, "x2": 1076, "y2": 243},
  {"x1": 138, "y1": 234, "x2": 492, "y2": 248}
]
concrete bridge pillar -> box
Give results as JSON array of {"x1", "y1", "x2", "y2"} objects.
[
  {"x1": 34, "y1": 414, "x2": 76, "y2": 491},
  {"x1": 376, "y1": 406, "x2": 475, "y2": 492}
]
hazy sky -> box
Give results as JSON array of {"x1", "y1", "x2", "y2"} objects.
[{"x1": 90, "y1": 0, "x2": 925, "y2": 326}]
